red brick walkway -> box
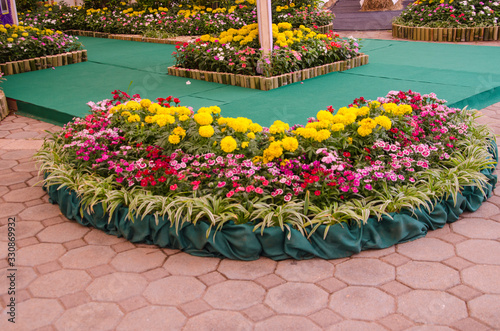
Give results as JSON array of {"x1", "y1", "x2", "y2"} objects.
[{"x1": 1, "y1": 103, "x2": 500, "y2": 330}]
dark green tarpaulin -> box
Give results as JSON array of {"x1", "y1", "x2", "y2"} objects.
[{"x1": 44, "y1": 147, "x2": 498, "y2": 260}]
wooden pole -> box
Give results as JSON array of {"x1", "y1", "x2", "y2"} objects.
[{"x1": 256, "y1": 0, "x2": 273, "y2": 57}]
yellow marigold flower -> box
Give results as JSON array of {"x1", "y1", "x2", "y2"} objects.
[
  {"x1": 263, "y1": 141, "x2": 283, "y2": 163},
  {"x1": 11, "y1": 34, "x2": 18, "y2": 38},
  {"x1": 145, "y1": 116, "x2": 154, "y2": 123},
  {"x1": 109, "y1": 106, "x2": 118, "y2": 114},
  {"x1": 357, "y1": 126, "x2": 372, "y2": 137},
  {"x1": 369, "y1": 101, "x2": 381, "y2": 108},
  {"x1": 22, "y1": 32, "x2": 28, "y2": 37},
  {"x1": 121, "y1": 111, "x2": 131, "y2": 117},
  {"x1": 315, "y1": 129, "x2": 331, "y2": 142},
  {"x1": 168, "y1": 134, "x2": 181, "y2": 144},
  {"x1": 172, "y1": 126, "x2": 186, "y2": 137},
  {"x1": 375, "y1": 115, "x2": 392, "y2": 130},
  {"x1": 209, "y1": 106, "x2": 221, "y2": 114},
  {"x1": 331, "y1": 123, "x2": 345, "y2": 132},
  {"x1": 199, "y1": 125, "x2": 214, "y2": 138},
  {"x1": 397, "y1": 104, "x2": 413, "y2": 115},
  {"x1": 174, "y1": 106, "x2": 191, "y2": 116},
  {"x1": 356, "y1": 106, "x2": 370, "y2": 117},
  {"x1": 148, "y1": 103, "x2": 161, "y2": 114},
  {"x1": 194, "y1": 112, "x2": 213, "y2": 125},
  {"x1": 7, "y1": 38, "x2": 13, "y2": 42},
  {"x1": 125, "y1": 100, "x2": 141, "y2": 110},
  {"x1": 249, "y1": 123, "x2": 263, "y2": 133},
  {"x1": 241, "y1": 142, "x2": 249, "y2": 149},
  {"x1": 197, "y1": 107, "x2": 211, "y2": 114},
  {"x1": 220, "y1": 136, "x2": 237, "y2": 153},
  {"x1": 247, "y1": 132, "x2": 256, "y2": 139},
  {"x1": 382, "y1": 103, "x2": 398, "y2": 113},
  {"x1": 140, "y1": 99, "x2": 152, "y2": 108},
  {"x1": 281, "y1": 137, "x2": 299, "y2": 152},
  {"x1": 218, "y1": 117, "x2": 227, "y2": 125},
  {"x1": 166, "y1": 115, "x2": 175, "y2": 124},
  {"x1": 358, "y1": 118, "x2": 377, "y2": 130},
  {"x1": 295, "y1": 127, "x2": 317, "y2": 139},
  {"x1": 269, "y1": 120, "x2": 290, "y2": 134},
  {"x1": 179, "y1": 115, "x2": 189, "y2": 121},
  {"x1": 227, "y1": 117, "x2": 252, "y2": 133},
  {"x1": 252, "y1": 156, "x2": 263, "y2": 164},
  {"x1": 200, "y1": 34, "x2": 211, "y2": 42},
  {"x1": 316, "y1": 110, "x2": 334, "y2": 122},
  {"x1": 127, "y1": 114, "x2": 140, "y2": 123}
]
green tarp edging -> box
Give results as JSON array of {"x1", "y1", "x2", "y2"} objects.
[{"x1": 43, "y1": 145, "x2": 498, "y2": 260}]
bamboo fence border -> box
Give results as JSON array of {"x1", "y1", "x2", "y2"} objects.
[
  {"x1": 0, "y1": 50, "x2": 88, "y2": 76},
  {"x1": 0, "y1": 90, "x2": 8, "y2": 121},
  {"x1": 392, "y1": 23, "x2": 500, "y2": 42},
  {"x1": 168, "y1": 53, "x2": 369, "y2": 91}
]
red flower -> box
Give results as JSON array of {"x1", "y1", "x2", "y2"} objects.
[
  {"x1": 173, "y1": 98, "x2": 180, "y2": 104},
  {"x1": 343, "y1": 152, "x2": 351, "y2": 158},
  {"x1": 170, "y1": 184, "x2": 177, "y2": 190},
  {"x1": 314, "y1": 190, "x2": 321, "y2": 196}
]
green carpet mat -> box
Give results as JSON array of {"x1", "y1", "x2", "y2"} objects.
[{"x1": 2, "y1": 37, "x2": 500, "y2": 127}]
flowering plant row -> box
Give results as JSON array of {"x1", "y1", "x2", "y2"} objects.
[
  {"x1": 394, "y1": 0, "x2": 499, "y2": 27},
  {"x1": 19, "y1": 1, "x2": 333, "y2": 37},
  {"x1": 173, "y1": 24, "x2": 360, "y2": 76},
  {"x1": 36, "y1": 89, "x2": 495, "y2": 236},
  {"x1": 0, "y1": 23, "x2": 83, "y2": 63}
]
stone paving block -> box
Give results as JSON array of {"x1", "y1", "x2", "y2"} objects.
[
  {"x1": 461, "y1": 201, "x2": 500, "y2": 219},
  {"x1": 183, "y1": 310, "x2": 253, "y2": 331},
  {"x1": 351, "y1": 246, "x2": 395, "y2": 258},
  {"x1": 18, "y1": 243, "x2": 66, "y2": 266},
  {"x1": 0, "y1": 202, "x2": 24, "y2": 218},
  {"x1": 88, "y1": 264, "x2": 115, "y2": 278},
  {"x1": 8, "y1": 182, "x2": 28, "y2": 190},
  {"x1": 461, "y1": 265, "x2": 500, "y2": 294},
  {"x1": 59, "y1": 245, "x2": 116, "y2": 269},
  {"x1": 118, "y1": 296, "x2": 149, "y2": 313},
  {"x1": 111, "y1": 241, "x2": 136, "y2": 252},
  {"x1": 468, "y1": 294, "x2": 500, "y2": 329},
  {"x1": 438, "y1": 232, "x2": 467, "y2": 244},
  {"x1": 456, "y1": 239, "x2": 500, "y2": 264},
  {"x1": 144, "y1": 275, "x2": 206, "y2": 305},
  {"x1": 16, "y1": 236, "x2": 39, "y2": 248},
  {"x1": 442, "y1": 256, "x2": 474, "y2": 270},
  {"x1": 19, "y1": 203, "x2": 62, "y2": 221},
  {"x1": 83, "y1": 228, "x2": 126, "y2": 245},
  {"x1": 116, "y1": 306, "x2": 186, "y2": 331},
  {"x1": 1, "y1": 149, "x2": 37, "y2": 160},
  {"x1": 86, "y1": 272, "x2": 148, "y2": 301},
  {"x1": 329, "y1": 286, "x2": 395, "y2": 320},
  {"x1": 24, "y1": 198, "x2": 45, "y2": 207},
  {"x1": 37, "y1": 221, "x2": 90, "y2": 243},
  {"x1": 405, "y1": 326, "x2": 454, "y2": 331},
  {"x1": 218, "y1": 257, "x2": 276, "y2": 280},
  {"x1": 0, "y1": 122, "x2": 27, "y2": 130},
  {"x1": 29, "y1": 269, "x2": 92, "y2": 298},
  {"x1": 275, "y1": 259, "x2": 334, "y2": 282},
  {"x1": 316, "y1": 277, "x2": 347, "y2": 294},
  {"x1": 254, "y1": 273, "x2": 286, "y2": 289},
  {"x1": 197, "y1": 271, "x2": 226, "y2": 286},
  {"x1": 378, "y1": 314, "x2": 414, "y2": 331},
  {"x1": 59, "y1": 291, "x2": 92, "y2": 309},
  {"x1": 0, "y1": 298, "x2": 63, "y2": 330},
  {"x1": 54, "y1": 302, "x2": 124, "y2": 331},
  {"x1": 142, "y1": 267, "x2": 170, "y2": 281},
  {"x1": 446, "y1": 284, "x2": 482, "y2": 302},
  {"x1": 0, "y1": 266, "x2": 37, "y2": 290},
  {"x1": 111, "y1": 248, "x2": 165, "y2": 272},
  {"x1": 255, "y1": 315, "x2": 322, "y2": 331},
  {"x1": 204, "y1": 280, "x2": 265, "y2": 310},
  {"x1": 3, "y1": 187, "x2": 45, "y2": 202},
  {"x1": 397, "y1": 290, "x2": 467, "y2": 325},
  {"x1": 180, "y1": 299, "x2": 211, "y2": 317},
  {"x1": 451, "y1": 317, "x2": 491, "y2": 331},
  {"x1": 42, "y1": 216, "x2": 67, "y2": 227},
  {"x1": 0, "y1": 160, "x2": 18, "y2": 171},
  {"x1": 63, "y1": 238, "x2": 88, "y2": 250},
  {"x1": 163, "y1": 252, "x2": 219, "y2": 276},
  {"x1": 451, "y1": 218, "x2": 500, "y2": 239},
  {"x1": 242, "y1": 303, "x2": 275, "y2": 322},
  {"x1": 5, "y1": 131, "x2": 40, "y2": 139},
  {"x1": 397, "y1": 261, "x2": 460, "y2": 290},
  {"x1": 335, "y1": 258, "x2": 395, "y2": 286},
  {"x1": 265, "y1": 282, "x2": 328, "y2": 315},
  {"x1": 35, "y1": 261, "x2": 62, "y2": 275},
  {"x1": 326, "y1": 320, "x2": 388, "y2": 331},
  {"x1": 309, "y1": 308, "x2": 343, "y2": 328},
  {"x1": 397, "y1": 238, "x2": 455, "y2": 261}
]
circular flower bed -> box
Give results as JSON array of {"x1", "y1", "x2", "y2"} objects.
[
  {"x1": 393, "y1": 0, "x2": 500, "y2": 41},
  {"x1": 36, "y1": 90, "x2": 497, "y2": 260},
  {"x1": 173, "y1": 24, "x2": 360, "y2": 76}
]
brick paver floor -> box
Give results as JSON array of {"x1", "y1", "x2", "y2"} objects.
[{"x1": 1, "y1": 102, "x2": 500, "y2": 330}]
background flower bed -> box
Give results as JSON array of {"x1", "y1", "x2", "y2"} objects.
[
  {"x1": 19, "y1": 0, "x2": 334, "y2": 37},
  {"x1": 394, "y1": 0, "x2": 500, "y2": 28},
  {"x1": 172, "y1": 23, "x2": 360, "y2": 76},
  {"x1": 37, "y1": 90, "x2": 496, "y2": 239},
  {"x1": 0, "y1": 23, "x2": 83, "y2": 63}
]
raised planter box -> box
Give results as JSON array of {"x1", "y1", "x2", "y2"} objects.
[
  {"x1": 168, "y1": 53, "x2": 369, "y2": 91},
  {"x1": 0, "y1": 90, "x2": 8, "y2": 121},
  {"x1": 392, "y1": 23, "x2": 500, "y2": 42},
  {"x1": 0, "y1": 50, "x2": 88, "y2": 76}
]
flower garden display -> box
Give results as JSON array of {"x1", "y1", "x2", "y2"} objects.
[
  {"x1": 0, "y1": 23, "x2": 86, "y2": 76},
  {"x1": 393, "y1": 0, "x2": 500, "y2": 41},
  {"x1": 36, "y1": 89, "x2": 498, "y2": 260},
  {"x1": 169, "y1": 24, "x2": 366, "y2": 89},
  {"x1": 19, "y1": 1, "x2": 334, "y2": 38}
]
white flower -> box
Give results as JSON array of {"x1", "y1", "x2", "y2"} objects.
[{"x1": 186, "y1": 81, "x2": 191, "y2": 85}]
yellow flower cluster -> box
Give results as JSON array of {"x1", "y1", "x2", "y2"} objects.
[
  {"x1": 262, "y1": 136, "x2": 299, "y2": 163},
  {"x1": 202, "y1": 23, "x2": 327, "y2": 48},
  {"x1": 221, "y1": 136, "x2": 238, "y2": 153},
  {"x1": 0, "y1": 24, "x2": 61, "y2": 39},
  {"x1": 276, "y1": 3, "x2": 296, "y2": 12},
  {"x1": 383, "y1": 103, "x2": 413, "y2": 116}
]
